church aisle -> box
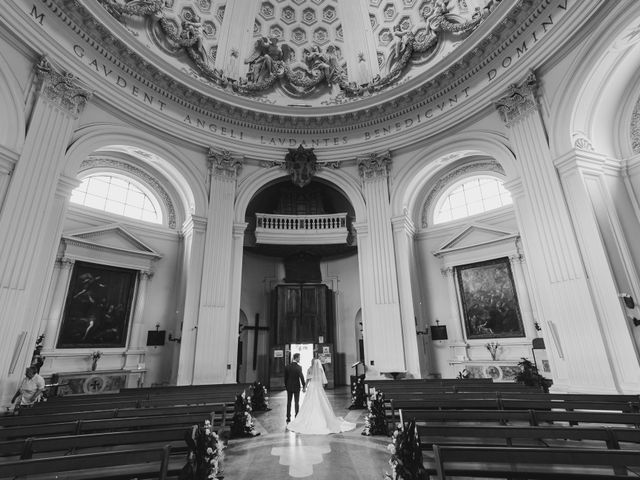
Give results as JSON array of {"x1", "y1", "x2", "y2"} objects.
[{"x1": 224, "y1": 387, "x2": 391, "y2": 479}]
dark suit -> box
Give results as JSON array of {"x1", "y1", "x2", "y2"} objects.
[{"x1": 284, "y1": 361, "x2": 305, "y2": 422}]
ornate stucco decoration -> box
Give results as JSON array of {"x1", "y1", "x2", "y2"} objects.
[
  {"x1": 80, "y1": 157, "x2": 177, "y2": 229},
  {"x1": 97, "y1": 0, "x2": 492, "y2": 99},
  {"x1": 284, "y1": 145, "x2": 317, "y2": 188},
  {"x1": 358, "y1": 152, "x2": 392, "y2": 181},
  {"x1": 36, "y1": 56, "x2": 92, "y2": 118},
  {"x1": 421, "y1": 159, "x2": 506, "y2": 228},
  {"x1": 495, "y1": 72, "x2": 538, "y2": 127},
  {"x1": 572, "y1": 133, "x2": 595, "y2": 152},
  {"x1": 208, "y1": 148, "x2": 243, "y2": 179},
  {"x1": 632, "y1": 96, "x2": 640, "y2": 155}
]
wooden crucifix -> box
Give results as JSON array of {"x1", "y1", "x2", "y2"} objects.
[{"x1": 243, "y1": 313, "x2": 270, "y2": 370}]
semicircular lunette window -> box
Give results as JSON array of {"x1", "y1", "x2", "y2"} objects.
[
  {"x1": 433, "y1": 175, "x2": 512, "y2": 225},
  {"x1": 71, "y1": 174, "x2": 163, "y2": 224}
]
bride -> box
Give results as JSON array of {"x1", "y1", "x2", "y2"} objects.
[{"x1": 286, "y1": 357, "x2": 356, "y2": 435}]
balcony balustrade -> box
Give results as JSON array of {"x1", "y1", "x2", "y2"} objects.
[{"x1": 255, "y1": 213, "x2": 350, "y2": 245}]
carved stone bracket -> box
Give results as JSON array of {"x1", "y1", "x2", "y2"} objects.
[
  {"x1": 358, "y1": 152, "x2": 392, "y2": 181},
  {"x1": 495, "y1": 72, "x2": 538, "y2": 127},
  {"x1": 36, "y1": 56, "x2": 91, "y2": 118},
  {"x1": 208, "y1": 148, "x2": 242, "y2": 180}
]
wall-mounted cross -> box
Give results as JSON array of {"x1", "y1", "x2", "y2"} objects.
[{"x1": 243, "y1": 313, "x2": 269, "y2": 370}]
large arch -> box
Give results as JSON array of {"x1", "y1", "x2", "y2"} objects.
[
  {"x1": 235, "y1": 165, "x2": 367, "y2": 224},
  {"x1": 64, "y1": 124, "x2": 205, "y2": 220},
  {"x1": 549, "y1": 2, "x2": 640, "y2": 158},
  {"x1": 391, "y1": 131, "x2": 517, "y2": 224}
]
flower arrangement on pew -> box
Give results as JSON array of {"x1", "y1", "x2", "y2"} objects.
[
  {"x1": 180, "y1": 419, "x2": 225, "y2": 480},
  {"x1": 348, "y1": 374, "x2": 367, "y2": 410},
  {"x1": 384, "y1": 419, "x2": 427, "y2": 480},
  {"x1": 250, "y1": 381, "x2": 270, "y2": 411},
  {"x1": 361, "y1": 390, "x2": 389, "y2": 436},
  {"x1": 230, "y1": 392, "x2": 260, "y2": 438}
]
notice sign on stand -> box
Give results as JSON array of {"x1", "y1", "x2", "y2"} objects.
[{"x1": 274, "y1": 349, "x2": 283, "y2": 358}]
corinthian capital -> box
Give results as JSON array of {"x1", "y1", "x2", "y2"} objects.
[
  {"x1": 495, "y1": 72, "x2": 538, "y2": 126},
  {"x1": 36, "y1": 56, "x2": 91, "y2": 117},
  {"x1": 207, "y1": 148, "x2": 242, "y2": 179},
  {"x1": 358, "y1": 151, "x2": 392, "y2": 180}
]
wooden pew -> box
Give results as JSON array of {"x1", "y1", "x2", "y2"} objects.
[
  {"x1": 431, "y1": 445, "x2": 640, "y2": 479},
  {"x1": 0, "y1": 403, "x2": 232, "y2": 440},
  {"x1": 24, "y1": 391, "x2": 240, "y2": 415},
  {"x1": 416, "y1": 424, "x2": 635, "y2": 449},
  {"x1": 0, "y1": 426, "x2": 190, "y2": 460},
  {"x1": 0, "y1": 445, "x2": 173, "y2": 479},
  {"x1": 400, "y1": 408, "x2": 640, "y2": 428}
]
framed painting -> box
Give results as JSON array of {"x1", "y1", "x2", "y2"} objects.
[
  {"x1": 456, "y1": 257, "x2": 525, "y2": 339},
  {"x1": 57, "y1": 261, "x2": 137, "y2": 348}
]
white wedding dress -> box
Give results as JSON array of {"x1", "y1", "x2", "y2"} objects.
[{"x1": 286, "y1": 359, "x2": 356, "y2": 435}]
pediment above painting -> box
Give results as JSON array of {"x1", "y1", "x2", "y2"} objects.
[
  {"x1": 60, "y1": 224, "x2": 161, "y2": 271},
  {"x1": 433, "y1": 224, "x2": 520, "y2": 267}
]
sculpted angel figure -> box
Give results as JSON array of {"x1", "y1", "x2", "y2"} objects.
[
  {"x1": 304, "y1": 45, "x2": 342, "y2": 87},
  {"x1": 180, "y1": 15, "x2": 208, "y2": 65},
  {"x1": 245, "y1": 35, "x2": 294, "y2": 84},
  {"x1": 386, "y1": 22, "x2": 413, "y2": 72}
]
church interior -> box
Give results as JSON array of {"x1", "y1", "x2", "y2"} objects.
[{"x1": 2, "y1": 0, "x2": 640, "y2": 478}]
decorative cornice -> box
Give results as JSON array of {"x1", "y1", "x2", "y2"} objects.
[
  {"x1": 358, "y1": 151, "x2": 392, "y2": 180},
  {"x1": 422, "y1": 159, "x2": 505, "y2": 228},
  {"x1": 49, "y1": 0, "x2": 548, "y2": 132},
  {"x1": 495, "y1": 71, "x2": 538, "y2": 127},
  {"x1": 35, "y1": 56, "x2": 91, "y2": 118},
  {"x1": 80, "y1": 157, "x2": 177, "y2": 229}
]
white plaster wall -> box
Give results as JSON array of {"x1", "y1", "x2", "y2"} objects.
[
  {"x1": 414, "y1": 209, "x2": 536, "y2": 379},
  {"x1": 43, "y1": 209, "x2": 182, "y2": 387}
]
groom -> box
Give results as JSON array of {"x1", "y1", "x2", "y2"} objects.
[{"x1": 284, "y1": 353, "x2": 306, "y2": 423}]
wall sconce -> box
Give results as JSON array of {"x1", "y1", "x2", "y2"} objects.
[
  {"x1": 168, "y1": 333, "x2": 181, "y2": 343},
  {"x1": 632, "y1": 318, "x2": 640, "y2": 327}
]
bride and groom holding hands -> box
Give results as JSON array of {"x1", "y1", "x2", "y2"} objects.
[{"x1": 284, "y1": 353, "x2": 356, "y2": 435}]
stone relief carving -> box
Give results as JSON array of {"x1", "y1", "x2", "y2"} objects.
[
  {"x1": 572, "y1": 133, "x2": 594, "y2": 152},
  {"x1": 495, "y1": 72, "x2": 538, "y2": 126},
  {"x1": 98, "y1": 0, "x2": 492, "y2": 99},
  {"x1": 284, "y1": 145, "x2": 317, "y2": 188},
  {"x1": 421, "y1": 159, "x2": 506, "y2": 228},
  {"x1": 80, "y1": 157, "x2": 177, "y2": 229},
  {"x1": 36, "y1": 56, "x2": 92, "y2": 117}
]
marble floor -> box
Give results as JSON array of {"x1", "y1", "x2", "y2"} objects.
[{"x1": 223, "y1": 386, "x2": 392, "y2": 479}]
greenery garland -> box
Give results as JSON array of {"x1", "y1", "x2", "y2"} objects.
[
  {"x1": 180, "y1": 419, "x2": 225, "y2": 480},
  {"x1": 348, "y1": 374, "x2": 367, "y2": 410},
  {"x1": 384, "y1": 419, "x2": 428, "y2": 480},
  {"x1": 230, "y1": 393, "x2": 260, "y2": 438},
  {"x1": 250, "y1": 381, "x2": 270, "y2": 412},
  {"x1": 361, "y1": 390, "x2": 389, "y2": 436}
]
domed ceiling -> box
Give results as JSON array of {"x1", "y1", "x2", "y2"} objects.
[
  {"x1": 49, "y1": 0, "x2": 578, "y2": 146},
  {"x1": 96, "y1": 0, "x2": 500, "y2": 108}
]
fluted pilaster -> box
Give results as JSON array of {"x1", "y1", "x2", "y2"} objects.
[
  {"x1": 495, "y1": 73, "x2": 629, "y2": 392},
  {"x1": 356, "y1": 152, "x2": 405, "y2": 375},
  {"x1": 193, "y1": 150, "x2": 243, "y2": 384},
  {"x1": 0, "y1": 57, "x2": 90, "y2": 407},
  {"x1": 176, "y1": 215, "x2": 208, "y2": 385}
]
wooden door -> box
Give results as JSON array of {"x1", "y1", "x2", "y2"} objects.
[{"x1": 274, "y1": 284, "x2": 332, "y2": 345}]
